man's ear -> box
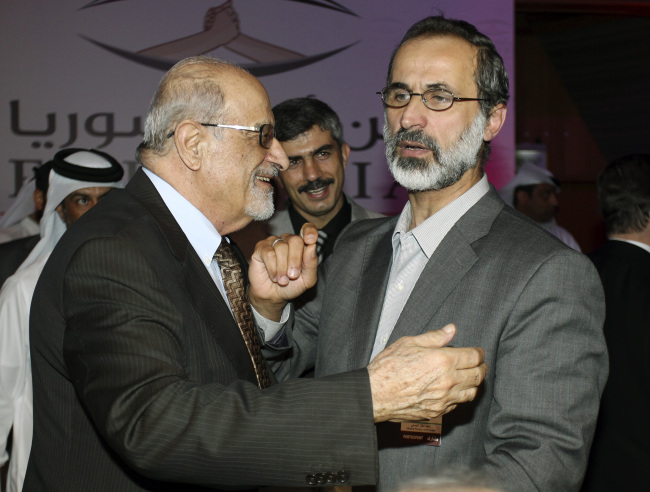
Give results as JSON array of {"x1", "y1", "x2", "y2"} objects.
[
  {"x1": 33, "y1": 189, "x2": 45, "y2": 212},
  {"x1": 340, "y1": 142, "x2": 351, "y2": 171},
  {"x1": 174, "y1": 120, "x2": 204, "y2": 171},
  {"x1": 484, "y1": 104, "x2": 507, "y2": 142}
]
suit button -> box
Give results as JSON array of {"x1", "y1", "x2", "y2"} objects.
[
  {"x1": 306, "y1": 474, "x2": 317, "y2": 486},
  {"x1": 325, "y1": 472, "x2": 336, "y2": 483},
  {"x1": 316, "y1": 473, "x2": 326, "y2": 484},
  {"x1": 337, "y1": 470, "x2": 350, "y2": 483}
]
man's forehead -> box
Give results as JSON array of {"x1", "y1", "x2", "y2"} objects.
[
  {"x1": 221, "y1": 73, "x2": 273, "y2": 122},
  {"x1": 65, "y1": 186, "x2": 112, "y2": 198},
  {"x1": 535, "y1": 183, "x2": 558, "y2": 193},
  {"x1": 283, "y1": 126, "x2": 338, "y2": 154},
  {"x1": 391, "y1": 35, "x2": 478, "y2": 85}
]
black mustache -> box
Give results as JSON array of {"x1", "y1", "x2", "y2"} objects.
[{"x1": 298, "y1": 178, "x2": 335, "y2": 194}]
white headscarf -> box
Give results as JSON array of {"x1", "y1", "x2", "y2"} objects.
[
  {"x1": 0, "y1": 179, "x2": 36, "y2": 230},
  {"x1": 498, "y1": 162, "x2": 560, "y2": 208},
  {"x1": 17, "y1": 149, "x2": 124, "y2": 272}
]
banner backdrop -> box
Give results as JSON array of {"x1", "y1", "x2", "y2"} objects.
[{"x1": 0, "y1": 0, "x2": 514, "y2": 217}]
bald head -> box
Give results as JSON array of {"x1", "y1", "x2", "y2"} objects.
[
  {"x1": 134, "y1": 55, "x2": 288, "y2": 234},
  {"x1": 138, "y1": 56, "x2": 261, "y2": 163}
]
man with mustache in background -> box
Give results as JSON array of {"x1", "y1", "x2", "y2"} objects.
[
  {"x1": 262, "y1": 15, "x2": 608, "y2": 492},
  {"x1": 232, "y1": 97, "x2": 383, "y2": 263},
  {"x1": 266, "y1": 97, "x2": 383, "y2": 265}
]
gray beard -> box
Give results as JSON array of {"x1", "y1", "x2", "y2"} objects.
[
  {"x1": 384, "y1": 111, "x2": 488, "y2": 192},
  {"x1": 246, "y1": 169, "x2": 277, "y2": 221}
]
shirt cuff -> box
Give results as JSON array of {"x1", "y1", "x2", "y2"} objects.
[{"x1": 251, "y1": 302, "x2": 290, "y2": 343}]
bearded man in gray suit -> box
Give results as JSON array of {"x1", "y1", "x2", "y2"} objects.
[{"x1": 258, "y1": 16, "x2": 608, "y2": 492}]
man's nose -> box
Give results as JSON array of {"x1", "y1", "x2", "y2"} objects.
[
  {"x1": 267, "y1": 138, "x2": 289, "y2": 172},
  {"x1": 303, "y1": 158, "x2": 323, "y2": 181}
]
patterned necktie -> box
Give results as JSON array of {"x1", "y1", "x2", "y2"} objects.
[
  {"x1": 214, "y1": 240, "x2": 271, "y2": 389},
  {"x1": 316, "y1": 229, "x2": 329, "y2": 264}
]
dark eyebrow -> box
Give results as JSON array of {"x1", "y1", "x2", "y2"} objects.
[
  {"x1": 387, "y1": 82, "x2": 409, "y2": 90},
  {"x1": 68, "y1": 192, "x2": 90, "y2": 200},
  {"x1": 312, "y1": 144, "x2": 335, "y2": 155},
  {"x1": 388, "y1": 82, "x2": 454, "y2": 92},
  {"x1": 424, "y1": 82, "x2": 452, "y2": 91},
  {"x1": 287, "y1": 144, "x2": 336, "y2": 162}
]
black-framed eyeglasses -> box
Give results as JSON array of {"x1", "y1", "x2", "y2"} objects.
[
  {"x1": 166, "y1": 123, "x2": 275, "y2": 149},
  {"x1": 377, "y1": 86, "x2": 486, "y2": 112}
]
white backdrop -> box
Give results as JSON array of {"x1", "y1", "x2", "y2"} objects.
[{"x1": 0, "y1": 0, "x2": 514, "y2": 217}]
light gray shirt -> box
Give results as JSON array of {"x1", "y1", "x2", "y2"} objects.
[{"x1": 369, "y1": 175, "x2": 490, "y2": 360}]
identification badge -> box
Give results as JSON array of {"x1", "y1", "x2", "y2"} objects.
[{"x1": 400, "y1": 416, "x2": 442, "y2": 446}]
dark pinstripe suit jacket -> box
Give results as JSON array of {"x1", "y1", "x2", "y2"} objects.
[{"x1": 24, "y1": 169, "x2": 377, "y2": 491}]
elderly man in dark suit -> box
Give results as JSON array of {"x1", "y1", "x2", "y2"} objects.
[
  {"x1": 260, "y1": 16, "x2": 608, "y2": 492},
  {"x1": 25, "y1": 56, "x2": 487, "y2": 491},
  {"x1": 582, "y1": 154, "x2": 650, "y2": 492}
]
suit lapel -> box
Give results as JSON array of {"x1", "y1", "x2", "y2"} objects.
[
  {"x1": 347, "y1": 220, "x2": 396, "y2": 367},
  {"x1": 388, "y1": 187, "x2": 504, "y2": 342},
  {"x1": 126, "y1": 169, "x2": 259, "y2": 383},
  {"x1": 182, "y1": 253, "x2": 259, "y2": 384}
]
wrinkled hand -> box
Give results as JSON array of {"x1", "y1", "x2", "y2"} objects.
[
  {"x1": 248, "y1": 223, "x2": 319, "y2": 321},
  {"x1": 368, "y1": 324, "x2": 487, "y2": 422}
]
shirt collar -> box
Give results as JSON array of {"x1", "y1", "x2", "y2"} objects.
[
  {"x1": 287, "y1": 195, "x2": 352, "y2": 236},
  {"x1": 143, "y1": 167, "x2": 222, "y2": 267},
  {"x1": 392, "y1": 174, "x2": 490, "y2": 258}
]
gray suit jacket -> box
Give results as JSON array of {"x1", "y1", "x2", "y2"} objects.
[
  {"x1": 25, "y1": 169, "x2": 378, "y2": 491},
  {"x1": 274, "y1": 186, "x2": 608, "y2": 492}
]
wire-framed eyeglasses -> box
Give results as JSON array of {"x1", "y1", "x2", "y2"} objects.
[
  {"x1": 377, "y1": 86, "x2": 486, "y2": 112},
  {"x1": 166, "y1": 123, "x2": 275, "y2": 149}
]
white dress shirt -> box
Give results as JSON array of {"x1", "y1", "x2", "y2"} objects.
[
  {"x1": 142, "y1": 168, "x2": 232, "y2": 306},
  {"x1": 143, "y1": 168, "x2": 287, "y2": 341}
]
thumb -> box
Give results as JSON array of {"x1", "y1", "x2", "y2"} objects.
[
  {"x1": 300, "y1": 222, "x2": 319, "y2": 246},
  {"x1": 301, "y1": 243, "x2": 318, "y2": 288},
  {"x1": 418, "y1": 324, "x2": 456, "y2": 348}
]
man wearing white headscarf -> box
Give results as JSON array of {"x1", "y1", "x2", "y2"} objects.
[
  {"x1": 498, "y1": 162, "x2": 581, "y2": 251},
  {"x1": 0, "y1": 148, "x2": 123, "y2": 492}
]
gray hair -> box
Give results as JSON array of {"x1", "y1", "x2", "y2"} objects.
[
  {"x1": 597, "y1": 153, "x2": 650, "y2": 235},
  {"x1": 387, "y1": 15, "x2": 509, "y2": 116},
  {"x1": 137, "y1": 56, "x2": 241, "y2": 161}
]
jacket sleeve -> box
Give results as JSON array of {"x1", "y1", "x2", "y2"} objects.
[{"x1": 484, "y1": 250, "x2": 608, "y2": 491}]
